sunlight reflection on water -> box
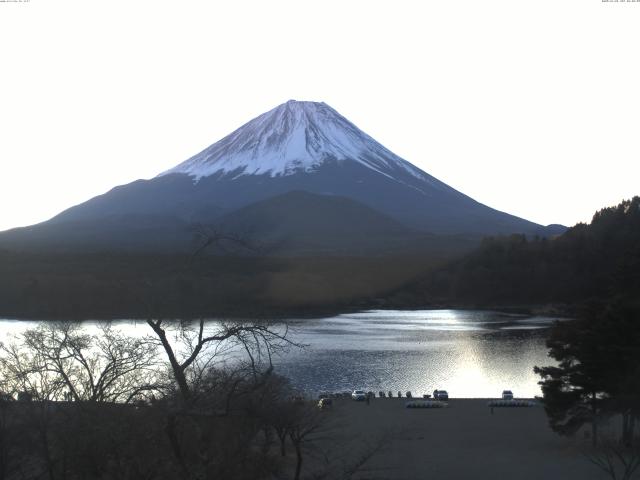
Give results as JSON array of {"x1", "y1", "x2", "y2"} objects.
[
  {"x1": 275, "y1": 310, "x2": 561, "y2": 398},
  {"x1": 0, "y1": 310, "x2": 562, "y2": 398}
]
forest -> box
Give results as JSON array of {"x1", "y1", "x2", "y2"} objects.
[{"x1": 396, "y1": 197, "x2": 640, "y2": 312}]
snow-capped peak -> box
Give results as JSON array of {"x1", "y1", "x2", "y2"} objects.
[{"x1": 159, "y1": 100, "x2": 427, "y2": 182}]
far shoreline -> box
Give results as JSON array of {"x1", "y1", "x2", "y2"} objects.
[{"x1": 0, "y1": 303, "x2": 574, "y2": 323}]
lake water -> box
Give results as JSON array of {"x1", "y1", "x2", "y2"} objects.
[
  {"x1": 0, "y1": 309, "x2": 561, "y2": 398},
  {"x1": 276, "y1": 310, "x2": 560, "y2": 398}
]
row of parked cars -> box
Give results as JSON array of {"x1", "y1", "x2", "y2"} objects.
[
  {"x1": 319, "y1": 389, "x2": 514, "y2": 408},
  {"x1": 349, "y1": 389, "x2": 450, "y2": 400}
]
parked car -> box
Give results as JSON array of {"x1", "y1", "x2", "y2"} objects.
[
  {"x1": 502, "y1": 390, "x2": 514, "y2": 400},
  {"x1": 433, "y1": 390, "x2": 449, "y2": 400},
  {"x1": 352, "y1": 390, "x2": 367, "y2": 401}
]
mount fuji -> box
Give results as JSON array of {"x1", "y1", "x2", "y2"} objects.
[
  {"x1": 0, "y1": 100, "x2": 561, "y2": 254},
  {"x1": 161, "y1": 100, "x2": 432, "y2": 182}
]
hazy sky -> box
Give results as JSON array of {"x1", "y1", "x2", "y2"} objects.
[{"x1": 1, "y1": 1, "x2": 638, "y2": 231}]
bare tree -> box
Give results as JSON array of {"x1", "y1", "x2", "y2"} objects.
[
  {"x1": 139, "y1": 228, "x2": 306, "y2": 478},
  {"x1": 143, "y1": 317, "x2": 300, "y2": 480},
  {"x1": 0, "y1": 339, "x2": 65, "y2": 402},
  {"x1": 146, "y1": 225, "x2": 298, "y2": 402},
  {"x1": 0, "y1": 322, "x2": 162, "y2": 403},
  {"x1": 0, "y1": 329, "x2": 70, "y2": 480},
  {"x1": 0, "y1": 323, "x2": 172, "y2": 480},
  {"x1": 145, "y1": 318, "x2": 296, "y2": 403}
]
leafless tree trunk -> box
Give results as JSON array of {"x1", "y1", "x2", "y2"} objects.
[{"x1": 146, "y1": 318, "x2": 296, "y2": 403}]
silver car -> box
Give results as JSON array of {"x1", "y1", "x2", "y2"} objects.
[{"x1": 351, "y1": 390, "x2": 366, "y2": 401}]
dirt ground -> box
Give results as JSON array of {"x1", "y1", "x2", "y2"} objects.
[{"x1": 312, "y1": 397, "x2": 608, "y2": 480}]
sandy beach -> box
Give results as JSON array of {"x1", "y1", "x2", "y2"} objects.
[{"x1": 314, "y1": 397, "x2": 607, "y2": 480}]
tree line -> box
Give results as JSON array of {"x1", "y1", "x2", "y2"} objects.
[{"x1": 400, "y1": 196, "x2": 640, "y2": 310}]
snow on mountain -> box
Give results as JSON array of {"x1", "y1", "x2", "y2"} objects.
[
  {"x1": 160, "y1": 100, "x2": 432, "y2": 184},
  {"x1": 0, "y1": 98, "x2": 553, "y2": 254}
]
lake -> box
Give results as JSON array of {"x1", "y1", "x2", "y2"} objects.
[
  {"x1": 0, "y1": 309, "x2": 561, "y2": 398},
  {"x1": 276, "y1": 309, "x2": 560, "y2": 398}
]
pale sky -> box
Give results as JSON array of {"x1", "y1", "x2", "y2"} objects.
[{"x1": 1, "y1": 0, "x2": 638, "y2": 232}]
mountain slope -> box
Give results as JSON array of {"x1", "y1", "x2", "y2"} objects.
[
  {"x1": 215, "y1": 190, "x2": 426, "y2": 254},
  {"x1": 156, "y1": 100, "x2": 546, "y2": 235},
  {"x1": 0, "y1": 100, "x2": 560, "y2": 254}
]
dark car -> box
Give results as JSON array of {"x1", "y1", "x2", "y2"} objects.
[{"x1": 433, "y1": 389, "x2": 449, "y2": 401}]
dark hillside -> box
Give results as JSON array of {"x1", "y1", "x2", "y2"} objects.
[
  {"x1": 394, "y1": 197, "x2": 640, "y2": 309},
  {"x1": 215, "y1": 190, "x2": 464, "y2": 255}
]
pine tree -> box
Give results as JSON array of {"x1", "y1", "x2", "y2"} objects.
[{"x1": 535, "y1": 302, "x2": 640, "y2": 446}]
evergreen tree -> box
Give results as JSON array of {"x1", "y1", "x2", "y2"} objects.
[{"x1": 535, "y1": 302, "x2": 640, "y2": 446}]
